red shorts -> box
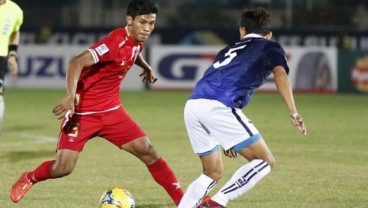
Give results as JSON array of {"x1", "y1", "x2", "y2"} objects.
[{"x1": 56, "y1": 107, "x2": 145, "y2": 152}]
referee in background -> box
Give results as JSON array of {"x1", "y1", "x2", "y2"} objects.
[{"x1": 0, "y1": 0, "x2": 23, "y2": 132}]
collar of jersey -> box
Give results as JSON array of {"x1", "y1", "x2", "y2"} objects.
[{"x1": 242, "y1": 33, "x2": 264, "y2": 39}]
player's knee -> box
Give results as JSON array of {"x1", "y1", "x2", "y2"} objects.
[
  {"x1": 254, "y1": 153, "x2": 275, "y2": 169},
  {"x1": 133, "y1": 137, "x2": 160, "y2": 164},
  {"x1": 143, "y1": 142, "x2": 156, "y2": 155},
  {"x1": 204, "y1": 167, "x2": 223, "y2": 182},
  {"x1": 134, "y1": 137, "x2": 157, "y2": 156},
  {"x1": 204, "y1": 171, "x2": 222, "y2": 182}
]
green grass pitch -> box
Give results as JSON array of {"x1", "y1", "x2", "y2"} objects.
[{"x1": 1, "y1": 89, "x2": 367, "y2": 208}]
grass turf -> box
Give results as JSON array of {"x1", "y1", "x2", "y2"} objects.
[{"x1": 0, "y1": 89, "x2": 367, "y2": 207}]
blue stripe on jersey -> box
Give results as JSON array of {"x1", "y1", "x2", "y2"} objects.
[{"x1": 190, "y1": 37, "x2": 289, "y2": 109}]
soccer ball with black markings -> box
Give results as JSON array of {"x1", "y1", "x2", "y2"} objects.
[{"x1": 99, "y1": 187, "x2": 135, "y2": 208}]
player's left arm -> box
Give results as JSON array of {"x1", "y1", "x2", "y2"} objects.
[
  {"x1": 7, "y1": 31, "x2": 20, "y2": 77},
  {"x1": 273, "y1": 66, "x2": 307, "y2": 136},
  {"x1": 135, "y1": 53, "x2": 157, "y2": 83}
]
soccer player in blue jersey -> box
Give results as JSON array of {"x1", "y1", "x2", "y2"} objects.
[{"x1": 177, "y1": 7, "x2": 307, "y2": 208}]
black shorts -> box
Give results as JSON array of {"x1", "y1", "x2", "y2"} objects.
[
  {"x1": 0, "y1": 56, "x2": 7, "y2": 80},
  {"x1": 0, "y1": 56, "x2": 8, "y2": 93}
]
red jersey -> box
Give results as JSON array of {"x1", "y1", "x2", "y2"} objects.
[{"x1": 75, "y1": 27, "x2": 143, "y2": 113}]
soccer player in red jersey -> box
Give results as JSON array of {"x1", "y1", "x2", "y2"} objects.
[{"x1": 10, "y1": 0, "x2": 183, "y2": 205}]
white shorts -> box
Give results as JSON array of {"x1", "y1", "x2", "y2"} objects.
[{"x1": 184, "y1": 99, "x2": 261, "y2": 155}]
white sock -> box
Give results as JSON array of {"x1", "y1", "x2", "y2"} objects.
[
  {"x1": 178, "y1": 174, "x2": 217, "y2": 208},
  {"x1": 212, "y1": 159, "x2": 271, "y2": 206},
  {"x1": 0, "y1": 96, "x2": 4, "y2": 130}
]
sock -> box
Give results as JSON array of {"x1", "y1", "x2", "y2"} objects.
[
  {"x1": 178, "y1": 174, "x2": 217, "y2": 208},
  {"x1": 27, "y1": 160, "x2": 55, "y2": 184},
  {"x1": 147, "y1": 157, "x2": 184, "y2": 206},
  {"x1": 0, "y1": 95, "x2": 4, "y2": 130},
  {"x1": 212, "y1": 159, "x2": 271, "y2": 206}
]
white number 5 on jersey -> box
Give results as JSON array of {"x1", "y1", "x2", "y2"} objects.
[{"x1": 213, "y1": 45, "x2": 246, "y2": 69}]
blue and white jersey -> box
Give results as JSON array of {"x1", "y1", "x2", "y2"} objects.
[{"x1": 190, "y1": 34, "x2": 289, "y2": 109}]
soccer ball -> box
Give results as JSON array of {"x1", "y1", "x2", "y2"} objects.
[{"x1": 99, "y1": 187, "x2": 135, "y2": 208}]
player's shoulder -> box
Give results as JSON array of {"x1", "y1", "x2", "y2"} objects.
[
  {"x1": 108, "y1": 28, "x2": 127, "y2": 38},
  {"x1": 264, "y1": 40, "x2": 284, "y2": 50},
  {"x1": 7, "y1": 0, "x2": 23, "y2": 12},
  {"x1": 105, "y1": 28, "x2": 128, "y2": 45}
]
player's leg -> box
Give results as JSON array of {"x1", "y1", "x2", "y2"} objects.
[
  {"x1": 208, "y1": 138, "x2": 273, "y2": 207},
  {"x1": 29, "y1": 149, "x2": 80, "y2": 182},
  {"x1": 10, "y1": 149, "x2": 80, "y2": 203},
  {"x1": 196, "y1": 105, "x2": 272, "y2": 207},
  {"x1": 178, "y1": 149, "x2": 223, "y2": 208},
  {"x1": 10, "y1": 113, "x2": 93, "y2": 203},
  {"x1": 102, "y1": 108, "x2": 183, "y2": 205},
  {"x1": 0, "y1": 92, "x2": 4, "y2": 132},
  {"x1": 178, "y1": 99, "x2": 224, "y2": 208},
  {"x1": 121, "y1": 136, "x2": 184, "y2": 205},
  {"x1": 0, "y1": 58, "x2": 7, "y2": 132}
]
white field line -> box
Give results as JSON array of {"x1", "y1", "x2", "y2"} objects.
[{"x1": 0, "y1": 132, "x2": 57, "y2": 147}]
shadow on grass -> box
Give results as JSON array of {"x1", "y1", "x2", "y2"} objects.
[{"x1": 0, "y1": 150, "x2": 54, "y2": 163}]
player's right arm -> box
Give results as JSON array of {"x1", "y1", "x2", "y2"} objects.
[
  {"x1": 7, "y1": 31, "x2": 20, "y2": 77},
  {"x1": 52, "y1": 51, "x2": 95, "y2": 119},
  {"x1": 273, "y1": 66, "x2": 307, "y2": 136}
]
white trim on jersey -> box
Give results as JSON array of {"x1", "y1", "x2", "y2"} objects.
[
  {"x1": 75, "y1": 105, "x2": 121, "y2": 115},
  {"x1": 242, "y1": 33, "x2": 264, "y2": 39},
  {"x1": 87, "y1": 49, "x2": 99, "y2": 63}
]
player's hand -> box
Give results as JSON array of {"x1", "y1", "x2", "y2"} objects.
[
  {"x1": 223, "y1": 148, "x2": 238, "y2": 158},
  {"x1": 290, "y1": 112, "x2": 307, "y2": 136},
  {"x1": 52, "y1": 95, "x2": 75, "y2": 119},
  {"x1": 139, "y1": 67, "x2": 158, "y2": 84},
  {"x1": 8, "y1": 56, "x2": 18, "y2": 78}
]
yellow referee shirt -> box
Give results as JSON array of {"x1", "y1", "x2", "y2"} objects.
[{"x1": 0, "y1": 0, "x2": 23, "y2": 56}]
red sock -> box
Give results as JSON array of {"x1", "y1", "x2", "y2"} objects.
[
  {"x1": 27, "y1": 160, "x2": 54, "y2": 184},
  {"x1": 147, "y1": 157, "x2": 184, "y2": 206}
]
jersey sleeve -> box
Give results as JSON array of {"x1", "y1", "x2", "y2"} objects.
[
  {"x1": 265, "y1": 42, "x2": 289, "y2": 74},
  {"x1": 14, "y1": 6, "x2": 23, "y2": 31},
  {"x1": 87, "y1": 29, "x2": 123, "y2": 63}
]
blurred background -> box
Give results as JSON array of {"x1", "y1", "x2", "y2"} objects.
[
  {"x1": 16, "y1": 0, "x2": 368, "y2": 44},
  {"x1": 8, "y1": 0, "x2": 368, "y2": 94}
]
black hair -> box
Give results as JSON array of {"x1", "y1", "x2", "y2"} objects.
[
  {"x1": 240, "y1": 7, "x2": 271, "y2": 36},
  {"x1": 127, "y1": 0, "x2": 159, "y2": 19}
]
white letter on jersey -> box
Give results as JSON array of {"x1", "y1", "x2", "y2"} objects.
[{"x1": 213, "y1": 45, "x2": 246, "y2": 69}]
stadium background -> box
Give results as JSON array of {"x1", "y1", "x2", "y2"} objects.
[{"x1": 6, "y1": 0, "x2": 368, "y2": 94}]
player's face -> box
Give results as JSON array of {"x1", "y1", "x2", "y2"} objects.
[{"x1": 128, "y1": 14, "x2": 156, "y2": 42}]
